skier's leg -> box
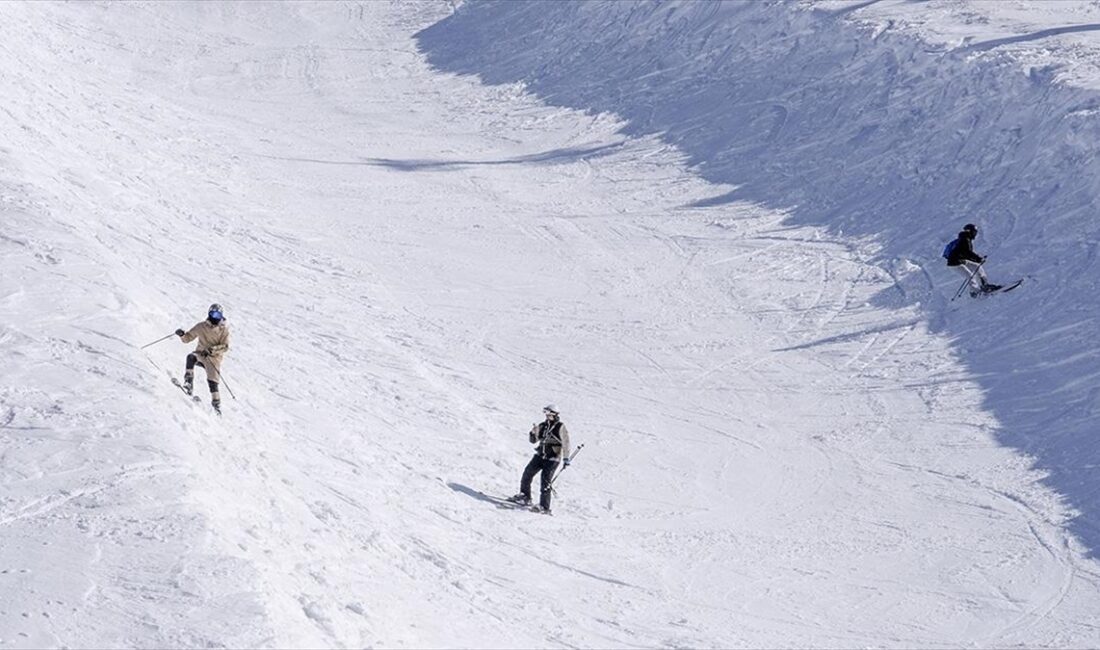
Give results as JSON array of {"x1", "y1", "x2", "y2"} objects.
[
  {"x1": 976, "y1": 261, "x2": 994, "y2": 288},
  {"x1": 954, "y1": 263, "x2": 982, "y2": 290},
  {"x1": 184, "y1": 353, "x2": 199, "y2": 393},
  {"x1": 205, "y1": 359, "x2": 222, "y2": 410},
  {"x1": 538, "y1": 459, "x2": 560, "y2": 511},
  {"x1": 519, "y1": 454, "x2": 541, "y2": 500}
]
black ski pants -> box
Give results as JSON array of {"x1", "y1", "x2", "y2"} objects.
[
  {"x1": 520, "y1": 454, "x2": 560, "y2": 510},
  {"x1": 185, "y1": 353, "x2": 220, "y2": 398}
]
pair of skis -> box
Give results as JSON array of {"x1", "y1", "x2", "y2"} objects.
[
  {"x1": 950, "y1": 260, "x2": 1024, "y2": 301},
  {"x1": 169, "y1": 373, "x2": 221, "y2": 415}
]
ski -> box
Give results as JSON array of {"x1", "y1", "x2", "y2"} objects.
[
  {"x1": 977, "y1": 278, "x2": 1024, "y2": 297},
  {"x1": 171, "y1": 377, "x2": 202, "y2": 402},
  {"x1": 478, "y1": 492, "x2": 551, "y2": 513},
  {"x1": 449, "y1": 487, "x2": 560, "y2": 515},
  {"x1": 504, "y1": 495, "x2": 553, "y2": 515},
  {"x1": 169, "y1": 374, "x2": 202, "y2": 403},
  {"x1": 172, "y1": 377, "x2": 221, "y2": 415}
]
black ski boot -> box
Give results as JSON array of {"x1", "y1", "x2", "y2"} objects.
[
  {"x1": 508, "y1": 493, "x2": 531, "y2": 506},
  {"x1": 182, "y1": 380, "x2": 193, "y2": 396},
  {"x1": 212, "y1": 399, "x2": 222, "y2": 416}
]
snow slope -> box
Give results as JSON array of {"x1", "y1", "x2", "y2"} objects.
[
  {"x1": 417, "y1": 0, "x2": 1100, "y2": 577},
  {"x1": 0, "y1": 0, "x2": 1098, "y2": 647}
]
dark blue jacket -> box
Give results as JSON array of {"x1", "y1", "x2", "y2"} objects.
[{"x1": 947, "y1": 230, "x2": 983, "y2": 266}]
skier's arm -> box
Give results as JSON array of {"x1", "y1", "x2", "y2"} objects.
[
  {"x1": 180, "y1": 322, "x2": 202, "y2": 344},
  {"x1": 558, "y1": 424, "x2": 571, "y2": 460},
  {"x1": 958, "y1": 237, "x2": 983, "y2": 264},
  {"x1": 207, "y1": 329, "x2": 230, "y2": 356},
  {"x1": 529, "y1": 424, "x2": 538, "y2": 444}
]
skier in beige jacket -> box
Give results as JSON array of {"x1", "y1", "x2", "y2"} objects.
[{"x1": 175, "y1": 303, "x2": 230, "y2": 413}]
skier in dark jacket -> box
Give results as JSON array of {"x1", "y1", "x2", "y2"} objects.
[
  {"x1": 510, "y1": 405, "x2": 571, "y2": 513},
  {"x1": 946, "y1": 223, "x2": 1001, "y2": 297}
]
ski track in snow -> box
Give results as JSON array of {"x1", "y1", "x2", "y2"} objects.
[{"x1": 0, "y1": 0, "x2": 1098, "y2": 648}]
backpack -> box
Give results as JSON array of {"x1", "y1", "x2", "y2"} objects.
[
  {"x1": 942, "y1": 238, "x2": 958, "y2": 260},
  {"x1": 536, "y1": 421, "x2": 565, "y2": 458}
]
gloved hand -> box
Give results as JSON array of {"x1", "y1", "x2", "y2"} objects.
[
  {"x1": 979, "y1": 256, "x2": 987, "y2": 263},
  {"x1": 175, "y1": 329, "x2": 185, "y2": 337},
  {"x1": 563, "y1": 458, "x2": 571, "y2": 467},
  {"x1": 196, "y1": 350, "x2": 208, "y2": 358}
]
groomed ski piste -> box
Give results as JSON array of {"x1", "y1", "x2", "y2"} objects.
[{"x1": 2, "y1": 0, "x2": 1100, "y2": 647}]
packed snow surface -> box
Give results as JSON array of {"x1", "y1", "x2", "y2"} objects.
[{"x1": 2, "y1": 1, "x2": 1099, "y2": 647}]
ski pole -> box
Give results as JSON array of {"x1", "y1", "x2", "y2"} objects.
[
  {"x1": 140, "y1": 332, "x2": 177, "y2": 349},
  {"x1": 196, "y1": 353, "x2": 238, "y2": 401},
  {"x1": 951, "y1": 261, "x2": 984, "y2": 302},
  {"x1": 211, "y1": 365, "x2": 237, "y2": 400},
  {"x1": 543, "y1": 443, "x2": 584, "y2": 493}
]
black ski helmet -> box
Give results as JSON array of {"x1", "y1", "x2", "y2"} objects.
[
  {"x1": 207, "y1": 303, "x2": 224, "y2": 323},
  {"x1": 963, "y1": 223, "x2": 978, "y2": 236}
]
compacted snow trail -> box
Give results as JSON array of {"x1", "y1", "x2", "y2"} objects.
[{"x1": 1, "y1": 1, "x2": 1099, "y2": 647}]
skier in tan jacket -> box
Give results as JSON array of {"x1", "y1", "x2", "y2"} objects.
[{"x1": 175, "y1": 303, "x2": 230, "y2": 413}]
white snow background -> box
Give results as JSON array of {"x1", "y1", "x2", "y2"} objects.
[{"x1": 2, "y1": 0, "x2": 1100, "y2": 647}]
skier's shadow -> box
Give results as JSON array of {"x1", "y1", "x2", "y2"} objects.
[{"x1": 448, "y1": 482, "x2": 524, "y2": 510}]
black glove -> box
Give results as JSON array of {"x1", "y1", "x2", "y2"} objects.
[
  {"x1": 175, "y1": 329, "x2": 185, "y2": 337},
  {"x1": 563, "y1": 458, "x2": 571, "y2": 467}
]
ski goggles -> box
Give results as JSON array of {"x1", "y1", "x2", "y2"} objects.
[{"x1": 208, "y1": 310, "x2": 223, "y2": 321}]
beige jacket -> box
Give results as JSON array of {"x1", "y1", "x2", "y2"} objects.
[{"x1": 182, "y1": 320, "x2": 230, "y2": 377}]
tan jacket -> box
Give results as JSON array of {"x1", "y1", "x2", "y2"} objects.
[
  {"x1": 530, "y1": 419, "x2": 570, "y2": 461},
  {"x1": 182, "y1": 320, "x2": 230, "y2": 362}
]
